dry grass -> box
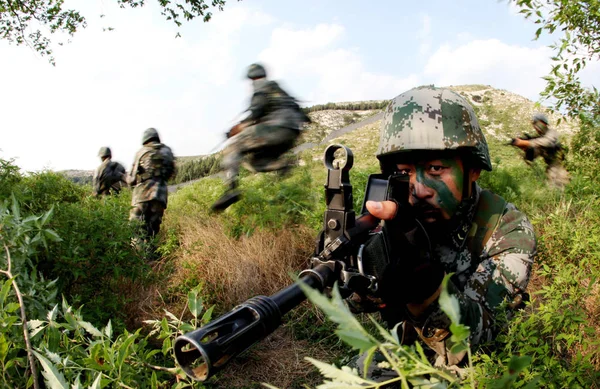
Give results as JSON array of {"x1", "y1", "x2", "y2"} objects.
[
  {"x1": 169, "y1": 217, "x2": 315, "y2": 311},
  {"x1": 215, "y1": 323, "x2": 334, "y2": 389},
  {"x1": 158, "y1": 216, "x2": 336, "y2": 387}
]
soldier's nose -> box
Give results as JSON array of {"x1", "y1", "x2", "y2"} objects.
[{"x1": 412, "y1": 181, "x2": 434, "y2": 199}]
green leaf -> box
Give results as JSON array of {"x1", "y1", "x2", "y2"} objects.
[
  {"x1": 89, "y1": 373, "x2": 102, "y2": 389},
  {"x1": 305, "y1": 357, "x2": 373, "y2": 385},
  {"x1": 449, "y1": 323, "x2": 470, "y2": 344},
  {"x1": 151, "y1": 371, "x2": 158, "y2": 389},
  {"x1": 117, "y1": 333, "x2": 138, "y2": 368},
  {"x1": 48, "y1": 304, "x2": 59, "y2": 323},
  {"x1": 0, "y1": 334, "x2": 8, "y2": 363},
  {"x1": 5, "y1": 302, "x2": 20, "y2": 313},
  {"x1": 78, "y1": 321, "x2": 103, "y2": 338},
  {"x1": 187, "y1": 290, "x2": 203, "y2": 319},
  {"x1": 44, "y1": 229, "x2": 62, "y2": 243},
  {"x1": 70, "y1": 374, "x2": 82, "y2": 389},
  {"x1": 71, "y1": 374, "x2": 83, "y2": 389},
  {"x1": 23, "y1": 215, "x2": 40, "y2": 224},
  {"x1": 162, "y1": 336, "x2": 172, "y2": 356},
  {"x1": 45, "y1": 349, "x2": 62, "y2": 365},
  {"x1": 367, "y1": 316, "x2": 398, "y2": 345},
  {"x1": 32, "y1": 350, "x2": 69, "y2": 389},
  {"x1": 160, "y1": 317, "x2": 169, "y2": 334},
  {"x1": 201, "y1": 305, "x2": 214, "y2": 324},
  {"x1": 298, "y1": 280, "x2": 375, "y2": 352},
  {"x1": 361, "y1": 346, "x2": 377, "y2": 380},
  {"x1": 0, "y1": 278, "x2": 13, "y2": 307},
  {"x1": 11, "y1": 195, "x2": 21, "y2": 221},
  {"x1": 508, "y1": 355, "x2": 532, "y2": 375},
  {"x1": 41, "y1": 206, "x2": 54, "y2": 226},
  {"x1": 104, "y1": 320, "x2": 113, "y2": 340},
  {"x1": 438, "y1": 274, "x2": 460, "y2": 325}
]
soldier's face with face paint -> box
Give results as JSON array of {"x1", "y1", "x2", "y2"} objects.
[{"x1": 396, "y1": 156, "x2": 468, "y2": 224}]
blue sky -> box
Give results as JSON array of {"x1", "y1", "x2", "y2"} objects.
[{"x1": 1, "y1": 0, "x2": 598, "y2": 172}]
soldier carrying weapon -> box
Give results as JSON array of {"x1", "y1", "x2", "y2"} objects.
[
  {"x1": 211, "y1": 63, "x2": 311, "y2": 211},
  {"x1": 510, "y1": 113, "x2": 569, "y2": 188}
]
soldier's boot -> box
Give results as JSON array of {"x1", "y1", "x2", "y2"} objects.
[{"x1": 211, "y1": 182, "x2": 241, "y2": 212}]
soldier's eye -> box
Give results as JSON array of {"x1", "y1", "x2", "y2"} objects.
[{"x1": 428, "y1": 165, "x2": 444, "y2": 173}]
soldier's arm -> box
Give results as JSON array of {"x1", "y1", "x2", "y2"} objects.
[
  {"x1": 410, "y1": 207, "x2": 536, "y2": 346},
  {"x1": 526, "y1": 129, "x2": 558, "y2": 148},
  {"x1": 92, "y1": 168, "x2": 101, "y2": 196},
  {"x1": 127, "y1": 160, "x2": 138, "y2": 187},
  {"x1": 247, "y1": 91, "x2": 268, "y2": 122}
]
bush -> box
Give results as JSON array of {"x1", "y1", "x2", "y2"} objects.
[
  {"x1": 171, "y1": 154, "x2": 222, "y2": 184},
  {"x1": 44, "y1": 194, "x2": 150, "y2": 328}
]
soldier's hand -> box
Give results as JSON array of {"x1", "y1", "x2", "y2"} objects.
[
  {"x1": 512, "y1": 138, "x2": 529, "y2": 149},
  {"x1": 366, "y1": 200, "x2": 397, "y2": 220},
  {"x1": 346, "y1": 292, "x2": 385, "y2": 314}
]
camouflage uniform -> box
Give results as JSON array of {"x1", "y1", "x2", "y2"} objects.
[
  {"x1": 221, "y1": 64, "x2": 308, "y2": 188},
  {"x1": 352, "y1": 86, "x2": 536, "y2": 380},
  {"x1": 128, "y1": 129, "x2": 175, "y2": 238},
  {"x1": 525, "y1": 120, "x2": 569, "y2": 188},
  {"x1": 92, "y1": 147, "x2": 126, "y2": 196}
]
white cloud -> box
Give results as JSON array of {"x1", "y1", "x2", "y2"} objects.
[
  {"x1": 0, "y1": 3, "x2": 273, "y2": 172},
  {"x1": 258, "y1": 24, "x2": 419, "y2": 104},
  {"x1": 417, "y1": 14, "x2": 432, "y2": 55},
  {"x1": 423, "y1": 39, "x2": 553, "y2": 99}
]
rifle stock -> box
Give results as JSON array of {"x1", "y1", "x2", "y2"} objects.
[{"x1": 173, "y1": 144, "x2": 384, "y2": 381}]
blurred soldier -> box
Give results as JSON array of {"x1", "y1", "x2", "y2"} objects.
[
  {"x1": 511, "y1": 113, "x2": 569, "y2": 188},
  {"x1": 92, "y1": 147, "x2": 126, "y2": 197},
  {"x1": 127, "y1": 128, "x2": 176, "y2": 242},
  {"x1": 211, "y1": 63, "x2": 311, "y2": 211},
  {"x1": 348, "y1": 86, "x2": 536, "y2": 379}
]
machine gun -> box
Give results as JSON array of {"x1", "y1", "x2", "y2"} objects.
[{"x1": 173, "y1": 144, "x2": 409, "y2": 381}]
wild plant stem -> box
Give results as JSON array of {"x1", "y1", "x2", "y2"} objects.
[{"x1": 1, "y1": 244, "x2": 40, "y2": 389}]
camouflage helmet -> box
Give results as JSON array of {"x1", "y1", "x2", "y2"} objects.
[
  {"x1": 376, "y1": 85, "x2": 492, "y2": 171},
  {"x1": 532, "y1": 112, "x2": 549, "y2": 124},
  {"x1": 247, "y1": 63, "x2": 267, "y2": 80},
  {"x1": 98, "y1": 147, "x2": 112, "y2": 158},
  {"x1": 142, "y1": 127, "x2": 160, "y2": 145}
]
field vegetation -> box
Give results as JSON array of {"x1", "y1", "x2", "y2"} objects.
[{"x1": 1, "y1": 86, "x2": 599, "y2": 388}]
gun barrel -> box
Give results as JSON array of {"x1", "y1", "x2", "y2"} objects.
[{"x1": 173, "y1": 264, "x2": 333, "y2": 381}]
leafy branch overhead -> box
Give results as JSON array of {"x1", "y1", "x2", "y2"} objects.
[
  {"x1": 0, "y1": 0, "x2": 233, "y2": 64},
  {"x1": 511, "y1": 0, "x2": 600, "y2": 119}
]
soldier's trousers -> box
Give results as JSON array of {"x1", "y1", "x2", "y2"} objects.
[
  {"x1": 129, "y1": 200, "x2": 166, "y2": 238},
  {"x1": 221, "y1": 124, "x2": 299, "y2": 187},
  {"x1": 546, "y1": 162, "x2": 569, "y2": 189}
]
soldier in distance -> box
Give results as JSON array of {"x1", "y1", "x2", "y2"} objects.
[
  {"x1": 127, "y1": 128, "x2": 176, "y2": 248},
  {"x1": 511, "y1": 113, "x2": 569, "y2": 189},
  {"x1": 92, "y1": 147, "x2": 126, "y2": 197}
]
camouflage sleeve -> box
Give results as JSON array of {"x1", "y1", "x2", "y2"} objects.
[
  {"x1": 458, "y1": 205, "x2": 535, "y2": 344},
  {"x1": 527, "y1": 128, "x2": 558, "y2": 148},
  {"x1": 127, "y1": 154, "x2": 140, "y2": 187},
  {"x1": 417, "y1": 205, "x2": 536, "y2": 347},
  {"x1": 249, "y1": 91, "x2": 268, "y2": 121},
  {"x1": 92, "y1": 166, "x2": 102, "y2": 195}
]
